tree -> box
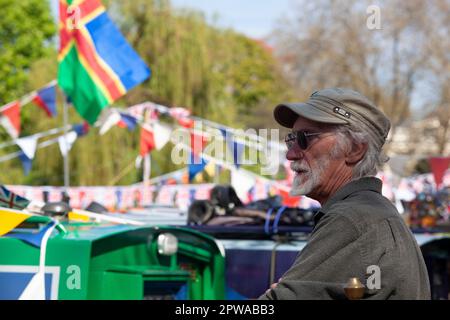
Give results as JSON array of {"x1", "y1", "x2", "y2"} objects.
[
  {"x1": 422, "y1": 0, "x2": 450, "y2": 155},
  {"x1": 0, "y1": 0, "x2": 55, "y2": 184},
  {"x1": 270, "y1": 0, "x2": 449, "y2": 155},
  {"x1": 0, "y1": 0, "x2": 291, "y2": 185},
  {"x1": 0, "y1": 0, "x2": 55, "y2": 104}
]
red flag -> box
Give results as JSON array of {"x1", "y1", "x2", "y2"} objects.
[
  {"x1": 178, "y1": 117, "x2": 195, "y2": 128},
  {"x1": 140, "y1": 125, "x2": 155, "y2": 156},
  {"x1": 190, "y1": 132, "x2": 208, "y2": 156},
  {"x1": 0, "y1": 101, "x2": 21, "y2": 138},
  {"x1": 429, "y1": 157, "x2": 450, "y2": 188},
  {"x1": 169, "y1": 107, "x2": 194, "y2": 128}
]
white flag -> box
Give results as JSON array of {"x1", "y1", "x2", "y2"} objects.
[
  {"x1": 231, "y1": 168, "x2": 256, "y2": 203},
  {"x1": 58, "y1": 131, "x2": 78, "y2": 157},
  {"x1": 16, "y1": 136, "x2": 38, "y2": 159},
  {"x1": 99, "y1": 111, "x2": 121, "y2": 135},
  {"x1": 153, "y1": 122, "x2": 172, "y2": 150}
]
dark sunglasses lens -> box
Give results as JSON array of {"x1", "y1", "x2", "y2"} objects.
[
  {"x1": 297, "y1": 131, "x2": 308, "y2": 149},
  {"x1": 284, "y1": 133, "x2": 294, "y2": 148}
]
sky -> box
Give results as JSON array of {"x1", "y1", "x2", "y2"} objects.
[
  {"x1": 170, "y1": 0, "x2": 295, "y2": 39},
  {"x1": 50, "y1": 0, "x2": 295, "y2": 39},
  {"x1": 48, "y1": 0, "x2": 431, "y2": 115}
]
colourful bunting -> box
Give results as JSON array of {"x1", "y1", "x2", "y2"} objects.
[
  {"x1": 220, "y1": 128, "x2": 244, "y2": 167},
  {"x1": 152, "y1": 122, "x2": 172, "y2": 150},
  {"x1": 117, "y1": 113, "x2": 138, "y2": 131},
  {"x1": 231, "y1": 168, "x2": 256, "y2": 203},
  {"x1": 32, "y1": 84, "x2": 57, "y2": 117},
  {"x1": 16, "y1": 136, "x2": 38, "y2": 160},
  {"x1": 18, "y1": 152, "x2": 33, "y2": 176},
  {"x1": 190, "y1": 131, "x2": 208, "y2": 157},
  {"x1": 169, "y1": 107, "x2": 194, "y2": 128},
  {"x1": 73, "y1": 122, "x2": 90, "y2": 137},
  {"x1": 99, "y1": 110, "x2": 121, "y2": 135},
  {"x1": 188, "y1": 153, "x2": 208, "y2": 182},
  {"x1": 429, "y1": 157, "x2": 450, "y2": 188},
  {"x1": 16, "y1": 135, "x2": 38, "y2": 176},
  {"x1": 140, "y1": 124, "x2": 155, "y2": 156},
  {"x1": 0, "y1": 101, "x2": 21, "y2": 138},
  {"x1": 58, "y1": 131, "x2": 78, "y2": 157}
]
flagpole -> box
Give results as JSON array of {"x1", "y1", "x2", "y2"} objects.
[{"x1": 63, "y1": 99, "x2": 70, "y2": 190}]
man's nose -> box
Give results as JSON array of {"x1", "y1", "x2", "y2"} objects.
[{"x1": 286, "y1": 146, "x2": 303, "y2": 161}]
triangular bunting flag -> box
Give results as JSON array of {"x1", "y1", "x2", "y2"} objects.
[
  {"x1": 169, "y1": 107, "x2": 194, "y2": 128},
  {"x1": 18, "y1": 152, "x2": 33, "y2": 176},
  {"x1": 99, "y1": 111, "x2": 121, "y2": 135},
  {"x1": 58, "y1": 131, "x2": 78, "y2": 157},
  {"x1": 153, "y1": 122, "x2": 172, "y2": 150},
  {"x1": 220, "y1": 128, "x2": 244, "y2": 168},
  {"x1": 190, "y1": 131, "x2": 208, "y2": 157},
  {"x1": 188, "y1": 153, "x2": 208, "y2": 182},
  {"x1": 219, "y1": 127, "x2": 227, "y2": 138},
  {"x1": 230, "y1": 141, "x2": 244, "y2": 168},
  {"x1": 73, "y1": 122, "x2": 90, "y2": 137},
  {"x1": 429, "y1": 157, "x2": 450, "y2": 188},
  {"x1": 0, "y1": 101, "x2": 21, "y2": 138},
  {"x1": 117, "y1": 113, "x2": 138, "y2": 131},
  {"x1": 231, "y1": 168, "x2": 256, "y2": 203},
  {"x1": 140, "y1": 124, "x2": 155, "y2": 156},
  {"x1": 32, "y1": 84, "x2": 56, "y2": 117},
  {"x1": 16, "y1": 136, "x2": 38, "y2": 160}
]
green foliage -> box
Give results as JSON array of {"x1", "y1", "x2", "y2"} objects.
[
  {"x1": 0, "y1": 0, "x2": 290, "y2": 186},
  {"x1": 0, "y1": 0, "x2": 55, "y2": 104}
]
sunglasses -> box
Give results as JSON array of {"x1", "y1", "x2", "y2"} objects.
[{"x1": 284, "y1": 131, "x2": 328, "y2": 150}]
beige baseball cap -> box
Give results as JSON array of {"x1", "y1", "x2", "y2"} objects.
[{"x1": 274, "y1": 88, "x2": 391, "y2": 150}]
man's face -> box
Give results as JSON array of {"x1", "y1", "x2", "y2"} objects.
[{"x1": 286, "y1": 117, "x2": 345, "y2": 200}]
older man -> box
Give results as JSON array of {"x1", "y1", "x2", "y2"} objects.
[{"x1": 259, "y1": 88, "x2": 430, "y2": 300}]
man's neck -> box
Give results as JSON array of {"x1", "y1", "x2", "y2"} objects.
[{"x1": 309, "y1": 172, "x2": 353, "y2": 205}]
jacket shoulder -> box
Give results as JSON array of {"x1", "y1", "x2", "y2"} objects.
[{"x1": 325, "y1": 191, "x2": 402, "y2": 233}]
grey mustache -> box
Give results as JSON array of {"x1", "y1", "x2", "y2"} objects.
[{"x1": 290, "y1": 162, "x2": 309, "y2": 171}]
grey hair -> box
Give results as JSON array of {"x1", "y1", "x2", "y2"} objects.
[{"x1": 330, "y1": 124, "x2": 389, "y2": 180}]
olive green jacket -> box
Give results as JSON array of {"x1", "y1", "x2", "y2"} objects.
[{"x1": 259, "y1": 177, "x2": 431, "y2": 300}]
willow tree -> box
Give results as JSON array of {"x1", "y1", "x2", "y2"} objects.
[{"x1": 1, "y1": 0, "x2": 290, "y2": 186}]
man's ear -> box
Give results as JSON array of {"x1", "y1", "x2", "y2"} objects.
[{"x1": 345, "y1": 142, "x2": 368, "y2": 165}]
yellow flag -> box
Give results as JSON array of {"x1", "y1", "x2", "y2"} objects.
[
  {"x1": 0, "y1": 208, "x2": 32, "y2": 236},
  {"x1": 68, "y1": 211, "x2": 90, "y2": 222}
]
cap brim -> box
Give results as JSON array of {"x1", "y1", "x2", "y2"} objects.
[{"x1": 273, "y1": 102, "x2": 349, "y2": 128}]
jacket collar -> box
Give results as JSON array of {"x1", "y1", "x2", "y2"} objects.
[{"x1": 313, "y1": 177, "x2": 383, "y2": 226}]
